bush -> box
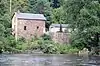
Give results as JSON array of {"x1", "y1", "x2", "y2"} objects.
[
  {"x1": 55, "y1": 44, "x2": 79, "y2": 54},
  {"x1": 41, "y1": 34, "x2": 51, "y2": 40},
  {"x1": 1, "y1": 35, "x2": 79, "y2": 54},
  {"x1": 38, "y1": 40, "x2": 57, "y2": 54},
  {"x1": 37, "y1": 39, "x2": 79, "y2": 54},
  {"x1": 71, "y1": 39, "x2": 85, "y2": 50}
]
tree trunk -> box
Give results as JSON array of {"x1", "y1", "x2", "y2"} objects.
[{"x1": 95, "y1": 33, "x2": 99, "y2": 55}]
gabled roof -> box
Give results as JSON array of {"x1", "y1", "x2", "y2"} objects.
[
  {"x1": 50, "y1": 24, "x2": 69, "y2": 28},
  {"x1": 15, "y1": 12, "x2": 46, "y2": 20}
]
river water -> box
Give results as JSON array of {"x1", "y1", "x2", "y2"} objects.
[{"x1": 0, "y1": 54, "x2": 100, "y2": 66}]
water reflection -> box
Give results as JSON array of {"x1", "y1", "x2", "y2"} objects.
[{"x1": 0, "y1": 54, "x2": 100, "y2": 66}]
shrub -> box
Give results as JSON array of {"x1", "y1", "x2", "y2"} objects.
[
  {"x1": 1, "y1": 35, "x2": 79, "y2": 54},
  {"x1": 41, "y1": 34, "x2": 51, "y2": 40},
  {"x1": 71, "y1": 38, "x2": 85, "y2": 50},
  {"x1": 55, "y1": 44, "x2": 79, "y2": 54},
  {"x1": 38, "y1": 40, "x2": 57, "y2": 54}
]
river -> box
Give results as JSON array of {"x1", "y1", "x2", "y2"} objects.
[{"x1": 0, "y1": 54, "x2": 100, "y2": 66}]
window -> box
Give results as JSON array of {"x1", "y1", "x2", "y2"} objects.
[
  {"x1": 14, "y1": 33, "x2": 15, "y2": 36},
  {"x1": 24, "y1": 26, "x2": 26, "y2": 30},
  {"x1": 37, "y1": 26, "x2": 39, "y2": 29}
]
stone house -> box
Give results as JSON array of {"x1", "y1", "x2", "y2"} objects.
[
  {"x1": 12, "y1": 12, "x2": 46, "y2": 40},
  {"x1": 49, "y1": 24, "x2": 71, "y2": 44}
]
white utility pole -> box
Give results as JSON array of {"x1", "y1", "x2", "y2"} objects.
[{"x1": 10, "y1": 0, "x2": 12, "y2": 13}]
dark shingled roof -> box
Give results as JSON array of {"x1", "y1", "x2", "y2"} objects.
[
  {"x1": 16, "y1": 13, "x2": 46, "y2": 20},
  {"x1": 50, "y1": 24, "x2": 69, "y2": 28}
]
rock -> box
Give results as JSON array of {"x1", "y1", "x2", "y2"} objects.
[
  {"x1": 31, "y1": 50, "x2": 43, "y2": 54},
  {"x1": 79, "y1": 48, "x2": 89, "y2": 56}
]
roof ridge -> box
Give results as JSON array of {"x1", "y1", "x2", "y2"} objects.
[
  {"x1": 15, "y1": 12, "x2": 46, "y2": 20},
  {"x1": 19, "y1": 13, "x2": 44, "y2": 15}
]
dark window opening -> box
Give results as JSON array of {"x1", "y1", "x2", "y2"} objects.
[
  {"x1": 37, "y1": 26, "x2": 39, "y2": 29},
  {"x1": 24, "y1": 26, "x2": 26, "y2": 30},
  {"x1": 13, "y1": 33, "x2": 15, "y2": 36},
  {"x1": 30, "y1": 34, "x2": 32, "y2": 36}
]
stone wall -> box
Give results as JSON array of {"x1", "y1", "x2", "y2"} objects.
[
  {"x1": 15, "y1": 19, "x2": 45, "y2": 39},
  {"x1": 50, "y1": 32, "x2": 70, "y2": 44}
]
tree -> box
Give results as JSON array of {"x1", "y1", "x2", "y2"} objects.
[
  {"x1": 28, "y1": 0, "x2": 52, "y2": 29},
  {"x1": 51, "y1": 0, "x2": 60, "y2": 8},
  {"x1": 64, "y1": 0, "x2": 100, "y2": 54},
  {"x1": 51, "y1": 7, "x2": 66, "y2": 24},
  {"x1": 27, "y1": 0, "x2": 37, "y2": 13},
  {"x1": 11, "y1": 0, "x2": 29, "y2": 14}
]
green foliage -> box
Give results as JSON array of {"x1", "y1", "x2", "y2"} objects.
[
  {"x1": 11, "y1": 0, "x2": 29, "y2": 13},
  {"x1": 42, "y1": 34, "x2": 51, "y2": 40},
  {"x1": 28, "y1": 0, "x2": 52, "y2": 20},
  {"x1": 63, "y1": 0, "x2": 100, "y2": 54},
  {"x1": 38, "y1": 40, "x2": 58, "y2": 54},
  {"x1": 28, "y1": 38, "x2": 79, "y2": 54},
  {"x1": 55, "y1": 44, "x2": 79, "y2": 54},
  {"x1": 51, "y1": 7, "x2": 66, "y2": 24},
  {"x1": 0, "y1": 0, "x2": 53, "y2": 53},
  {"x1": 56, "y1": 44, "x2": 69, "y2": 54},
  {"x1": 0, "y1": 36, "x2": 79, "y2": 54},
  {"x1": 0, "y1": 0, "x2": 94, "y2": 54}
]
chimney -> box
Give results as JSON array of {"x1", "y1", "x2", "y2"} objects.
[
  {"x1": 60, "y1": 24, "x2": 62, "y2": 32},
  {"x1": 15, "y1": 10, "x2": 20, "y2": 16},
  {"x1": 17, "y1": 10, "x2": 20, "y2": 13}
]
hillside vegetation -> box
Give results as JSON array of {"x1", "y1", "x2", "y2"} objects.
[{"x1": 0, "y1": 0, "x2": 100, "y2": 55}]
